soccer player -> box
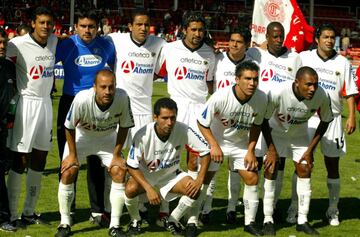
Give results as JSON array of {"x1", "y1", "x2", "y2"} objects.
[
  {"x1": 56, "y1": 9, "x2": 116, "y2": 226},
  {"x1": 55, "y1": 70, "x2": 134, "y2": 237},
  {"x1": 247, "y1": 21, "x2": 302, "y2": 224},
  {"x1": 156, "y1": 11, "x2": 215, "y2": 228},
  {"x1": 6, "y1": 6, "x2": 58, "y2": 229},
  {"x1": 201, "y1": 27, "x2": 253, "y2": 224},
  {"x1": 265, "y1": 66, "x2": 333, "y2": 235},
  {"x1": 0, "y1": 28, "x2": 16, "y2": 232},
  {"x1": 124, "y1": 98, "x2": 210, "y2": 236},
  {"x1": 197, "y1": 61, "x2": 271, "y2": 236},
  {"x1": 294, "y1": 23, "x2": 357, "y2": 226}
]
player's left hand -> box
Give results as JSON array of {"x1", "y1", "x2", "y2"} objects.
[
  {"x1": 299, "y1": 151, "x2": 314, "y2": 169},
  {"x1": 185, "y1": 179, "x2": 202, "y2": 198},
  {"x1": 346, "y1": 117, "x2": 356, "y2": 134},
  {"x1": 108, "y1": 155, "x2": 127, "y2": 172},
  {"x1": 264, "y1": 149, "x2": 278, "y2": 174},
  {"x1": 244, "y1": 151, "x2": 258, "y2": 171}
]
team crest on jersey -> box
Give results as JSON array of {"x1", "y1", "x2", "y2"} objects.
[
  {"x1": 30, "y1": 65, "x2": 44, "y2": 80},
  {"x1": 278, "y1": 113, "x2": 291, "y2": 123},
  {"x1": 264, "y1": 0, "x2": 285, "y2": 23},
  {"x1": 121, "y1": 60, "x2": 135, "y2": 73},
  {"x1": 217, "y1": 79, "x2": 231, "y2": 89}
]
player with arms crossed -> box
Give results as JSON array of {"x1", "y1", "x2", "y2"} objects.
[{"x1": 55, "y1": 70, "x2": 134, "y2": 237}]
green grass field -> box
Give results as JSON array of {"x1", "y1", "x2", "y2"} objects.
[{"x1": 2, "y1": 80, "x2": 360, "y2": 237}]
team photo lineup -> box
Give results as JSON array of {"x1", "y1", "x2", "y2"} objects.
[{"x1": 0, "y1": 1, "x2": 359, "y2": 237}]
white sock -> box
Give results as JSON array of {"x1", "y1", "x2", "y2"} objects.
[
  {"x1": 263, "y1": 179, "x2": 275, "y2": 223},
  {"x1": 297, "y1": 177, "x2": 311, "y2": 225},
  {"x1": 327, "y1": 178, "x2": 340, "y2": 211},
  {"x1": 188, "y1": 184, "x2": 208, "y2": 224},
  {"x1": 109, "y1": 182, "x2": 125, "y2": 228},
  {"x1": 202, "y1": 176, "x2": 216, "y2": 214},
  {"x1": 7, "y1": 170, "x2": 22, "y2": 221},
  {"x1": 243, "y1": 184, "x2": 259, "y2": 225},
  {"x1": 169, "y1": 195, "x2": 194, "y2": 223},
  {"x1": 159, "y1": 200, "x2": 169, "y2": 215},
  {"x1": 104, "y1": 171, "x2": 112, "y2": 213},
  {"x1": 23, "y1": 169, "x2": 42, "y2": 216},
  {"x1": 227, "y1": 170, "x2": 240, "y2": 212},
  {"x1": 187, "y1": 170, "x2": 198, "y2": 180},
  {"x1": 274, "y1": 170, "x2": 284, "y2": 206},
  {"x1": 125, "y1": 195, "x2": 141, "y2": 221},
  {"x1": 289, "y1": 173, "x2": 298, "y2": 210},
  {"x1": 58, "y1": 182, "x2": 74, "y2": 226}
]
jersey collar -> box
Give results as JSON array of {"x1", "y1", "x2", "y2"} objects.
[
  {"x1": 232, "y1": 85, "x2": 252, "y2": 105},
  {"x1": 226, "y1": 52, "x2": 246, "y2": 65},
  {"x1": 29, "y1": 33, "x2": 47, "y2": 48},
  {"x1": 154, "y1": 123, "x2": 170, "y2": 142},
  {"x1": 316, "y1": 49, "x2": 337, "y2": 62},
  {"x1": 130, "y1": 34, "x2": 146, "y2": 47},
  {"x1": 182, "y1": 40, "x2": 203, "y2": 52},
  {"x1": 268, "y1": 46, "x2": 288, "y2": 58}
]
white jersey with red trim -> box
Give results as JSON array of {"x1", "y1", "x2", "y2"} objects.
[
  {"x1": 65, "y1": 87, "x2": 135, "y2": 138},
  {"x1": 247, "y1": 47, "x2": 302, "y2": 94},
  {"x1": 265, "y1": 81, "x2": 334, "y2": 137},
  {"x1": 127, "y1": 121, "x2": 209, "y2": 176},
  {"x1": 108, "y1": 33, "x2": 166, "y2": 115},
  {"x1": 6, "y1": 33, "x2": 57, "y2": 97},
  {"x1": 300, "y1": 49, "x2": 358, "y2": 115},
  {"x1": 197, "y1": 86, "x2": 267, "y2": 152},
  {"x1": 156, "y1": 40, "x2": 215, "y2": 104},
  {"x1": 214, "y1": 52, "x2": 252, "y2": 91}
]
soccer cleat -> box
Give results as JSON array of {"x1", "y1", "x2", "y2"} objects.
[
  {"x1": 296, "y1": 222, "x2": 319, "y2": 235},
  {"x1": 185, "y1": 223, "x2": 197, "y2": 237},
  {"x1": 156, "y1": 215, "x2": 169, "y2": 228},
  {"x1": 199, "y1": 212, "x2": 210, "y2": 225},
  {"x1": 326, "y1": 209, "x2": 340, "y2": 226},
  {"x1": 262, "y1": 222, "x2": 276, "y2": 236},
  {"x1": 244, "y1": 222, "x2": 264, "y2": 236},
  {"x1": 286, "y1": 206, "x2": 298, "y2": 224},
  {"x1": 127, "y1": 220, "x2": 142, "y2": 236},
  {"x1": 226, "y1": 211, "x2": 237, "y2": 224},
  {"x1": 89, "y1": 213, "x2": 110, "y2": 228},
  {"x1": 55, "y1": 224, "x2": 71, "y2": 237},
  {"x1": 166, "y1": 221, "x2": 185, "y2": 236},
  {"x1": 139, "y1": 210, "x2": 149, "y2": 224},
  {"x1": 0, "y1": 221, "x2": 17, "y2": 232},
  {"x1": 21, "y1": 213, "x2": 49, "y2": 225},
  {"x1": 108, "y1": 226, "x2": 126, "y2": 237},
  {"x1": 9, "y1": 219, "x2": 26, "y2": 229}
]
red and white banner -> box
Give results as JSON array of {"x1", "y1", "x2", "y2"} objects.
[{"x1": 251, "y1": 0, "x2": 314, "y2": 52}]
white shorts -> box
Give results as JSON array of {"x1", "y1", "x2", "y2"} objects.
[
  {"x1": 271, "y1": 132, "x2": 310, "y2": 164},
  {"x1": 172, "y1": 98, "x2": 205, "y2": 128},
  {"x1": 255, "y1": 133, "x2": 267, "y2": 157},
  {"x1": 208, "y1": 146, "x2": 249, "y2": 171},
  {"x1": 7, "y1": 96, "x2": 52, "y2": 152},
  {"x1": 143, "y1": 169, "x2": 189, "y2": 201},
  {"x1": 308, "y1": 115, "x2": 345, "y2": 157},
  {"x1": 124, "y1": 114, "x2": 153, "y2": 148},
  {"x1": 62, "y1": 130, "x2": 117, "y2": 167}
]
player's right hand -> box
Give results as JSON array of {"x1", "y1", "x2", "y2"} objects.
[
  {"x1": 210, "y1": 144, "x2": 223, "y2": 163},
  {"x1": 146, "y1": 187, "x2": 161, "y2": 205},
  {"x1": 61, "y1": 154, "x2": 79, "y2": 173}
]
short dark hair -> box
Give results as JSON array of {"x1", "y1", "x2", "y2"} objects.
[
  {"x1": 154, "y1": 98, "x2": 178, "y2": 116},
  {"x1": 16, "y1": 24, "x2": 31, "y2": 35},
  {"x1": 296, "y1": 66, "x2": 318, "y2": 80},
  {"x1": 130, "y1": 8, "x2": 150, "y2": 24},
  {"x1": 76, "y1": 9, "x2": 98, "y2": 24},
  {"x1": 0, "y1": 27, "x2": 7, "y2": 38},
  {"x1": 94, "y1": 69, "x2": 115, "y2": 85},
  {"x1": 182, "y1": 11, "x2": 205, "y2": 29},
  {"x1": 230, "y1": 26, "x2": 252, "y2": 44},
  {"x1": 235, "y1": 61, "x2": 259, "y2": 77},
  {"x1": 31, "y1": 6, "x2": 54, "y2": 22},
  {"x1": 266, "y1": 21, "x2": 284, "y2": 34},
  {"x1": 315, "y1": 23, "x2": 336, "y2": 39}
]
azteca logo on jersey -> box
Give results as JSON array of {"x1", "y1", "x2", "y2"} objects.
[
  {"x1": 121, "y1": 60, "x2": 154, "y2": 74},
  {"x1": 75, "y1": 55, "x2": 102, "y2": 67},
  {"x1": 260, "y1": 69, "x2": 286, "y2": 83},
  {"x1": 29, "y1": 65, "x2": 53, "y2": 80},
  {"x1": 174, "y1": 67, "x2": 206, "y2": 81}
]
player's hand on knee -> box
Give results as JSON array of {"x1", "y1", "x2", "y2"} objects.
[
  {"x1": 264, "y1": 150, "x2": 278, "y2": 174},
  {"x1": 61, "y1": 155, "x2": 79, "y2": 174},
  {"x1": 210, "y1": 144, "x2": 223, "y2": 163},
  {"x1": 108, "y1": 156, "x2": 126, "y2": 173},
  {"x1": 146, "y1": 188, "x2": 161, "y2": 205},
  {"x1": 299, "y1": 151, "x2": 314, "y2": 169},
  {"x1": 185, "y1": 179, "x2": 201, "y2": 198},
  {"x1": 244, "y1": 152, "x2": 258, "y2": 171}
]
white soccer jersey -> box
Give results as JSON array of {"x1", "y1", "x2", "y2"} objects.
[
  {"x1": 265, "y1": 81, "x2": 334, "y2": 137},
  {"x1": 127, "y1": 122, "x2": 209, "y2": 176},
  {"x1": 65, "y1": 88, "x2": 134, "y2": 137},
  {"x1": 214, "y1": 52, "x2": 252, "y2": 91},
  {"x1": 247, "y1": 47, "x2": 302, "y2": 94},
  {"x1": 108, "y1": 33, "x2": 166, "y2": 115},
  {"x1": 300, "y1": 49, "x2": 358, "y2": 115},
  {"x1": 156, "y1": 40, "x2": 215, "y2": 104},
  {"x1": 197, "y1": 86, "x2": 267, "y2": 153},
  {"x1": 6, "y1": 33, "x2": 57, "y2": 97}
]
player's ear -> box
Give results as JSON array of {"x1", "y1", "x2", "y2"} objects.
[{"x1": 128, "y1": 23, "x2": 133, "y2": 32}]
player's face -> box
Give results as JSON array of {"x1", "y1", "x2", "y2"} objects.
[
  {"x1": 0, "y1": 36, "x2": 7, "y2": 58},
  {"x1": 266, "y1": 26, "x2": 284, "y2": 54},
  {"x1": 94, "y1": 74, "x2": 116, "y2": 107},
  {"x1": 31, "y1": 14, "x2": 54, "y2": 44},
  {"x1": 316, "y1": 29, "x2": 335, "y2": 54},
  {"x1": 295, "y1": 73, "x2": 318, "y2": 100},
  {"x1": 183, "y1": 21, "x2": 205, "y2": 49},
  {"x1": 228, "y1": 33, "x2": 248, "y2": 58},
  {"x1": 235, "y1": 70, "x2": 259, "y2": 97},
  {"x1": 75, "y1": 17, "x2": 97, "y2": 44},
  {"x1": 154, "y1": 108, "x2": 177, "y2": 137},
  {"x1": 129, "y1": 15, "x2": 150, "y2": 43}
]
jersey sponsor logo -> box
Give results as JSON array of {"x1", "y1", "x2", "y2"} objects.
[
  {"x1": 224, "y1": 71, "x2": 235, "y2": 77},
  {"x1": 188, "y1": 126, "x2": 209, "y2": 146},
  {"x1": 287, "y1": 107, "x2": 309, "y2": 113},
  {"x1": 154, "y1": 148, "x2": 174, "y2": 155},
  {"x1": 318, "y1": 81, "x2": 336, "y2": 91},
  {"x1": 217, "y1": 79, "x2": 231, "y2": 89},
  {"x1": 174, "y1": 67, "x2": 205, "y2": 81},
  {"x1": 121, "y1": 60, "x2": 135, "y2": 73},
  {"x1": 261, "y1": 69, "x2": 274, "y2": 81},
  {"x1": 147, "y1": 159, "x2": 161, "y2": 171},
  {"x1": 277, "y1": 113, "x2": 307, "y2": 125},
  {"x1": 221, "y1": 118, "x2": 251, "y2": 130},
  {"x1": 35, "y1": 55, "x2": 55, "y2": 61},
  {"x1": 268, "y1": 61, "x2": 286, "y2": 70},
  {"x1": 74, "y1": 55, "x2": 102, "y2": 67},
  {"x1": 174, "y1": 66, "x2": 187, "y2": 80},
  {"x1": 121, "y1": 60, "x2": 154, "y2": 74},
  {"x1": 180, "y1": 57, "x2": 203, "y2": 65},
  {"x1": 314, "y1": 67, "x2": 333, "y2": 75},
  {"x1": 128, "y1": 52, "x2": 151, "y2": 58},
  {"x1": 278, "y1": 113, "x2": 291, "y2": 122},
  {"x1": 29, "y1": 65, "x2": 44, "y2": 80}
]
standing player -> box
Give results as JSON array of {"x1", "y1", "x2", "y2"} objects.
[
  {"x1": 292, "y1": 23, "x2": 357, "y2": 226},
  {"x1": 265, "y1": 67, "x2": 333, "y2": 235},
  {"x1": 124, "y1": 98, "x2": 210, "y2": 236},
  {"x1": 55, "y1": 70, "x2": 134, "y2": 237},
  {"x1": 156, "y1": 11, "x2": 215, "y2": 228},
  {"x1": 56, "y1": 9, "x2": 116, "y2": 226},
  {"x1": 247, "y1": 21, "x2": 302, "y2": 224},
  {"x1": 6, "y1": 6, "x2": 58, "y2": 228},
  {"x1": 201, "y1": 27, "x2": 253, "y2": 224}
]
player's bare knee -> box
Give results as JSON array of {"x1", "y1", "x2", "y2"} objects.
[
  {"x1": 264, "y1": 169, "x2": 277, "y2": 180},
  {"x1": 242, "y1": 172, "x2": 259, "y2": 186},
  {"x1": 296, "y1": 165, "x2": 311, "y2": 178},
  {"x1": 125, "y1": 180, "x2": 140, "y2": 198},
  {"x1": 61, "y1": 167, "x2": 78, "y2": 184},
  {"x1": 109, "y1": 166, "x2": 126, "y2": 182}
]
